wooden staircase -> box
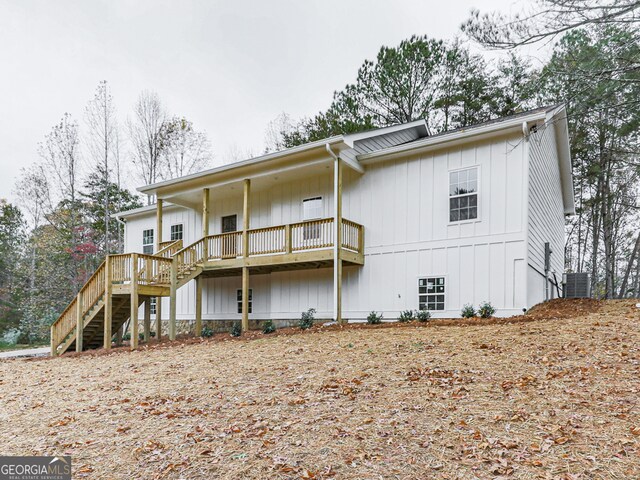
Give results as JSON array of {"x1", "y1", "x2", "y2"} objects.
[{"x1": 50, "y1": 241, "x2": 181, "y2": 356}]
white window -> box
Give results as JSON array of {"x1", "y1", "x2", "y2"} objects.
[
  {"x1": 170, "y1": 223, "x2": 183, "y2": 241},
  {"x1": 449, "y1": 167, "x2": 478, "y2": 222},
  {"x1": 237, "y1": 289, "x2": 253, "y2": 314},
  {"x1": 142, "y1": 229, "x2": 154, "y2": 254},
  {"x1": 150, "y1": 297, "x2": 157, "y2": 315},
  {"x1": 303, "y1": 197, "x2": 323, "y2": 240},
  {"x1": 419, "y1": 277, "x2": 445, "y2": 311}
]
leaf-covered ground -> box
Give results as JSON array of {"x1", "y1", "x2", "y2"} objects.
[{"x1": 1, "y1": 299, "x2": 639, "y2": 479}]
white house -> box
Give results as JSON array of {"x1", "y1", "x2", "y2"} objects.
[
  {"x1": 120, "y1": 105, "x2": 573, "y2": 324},
  {"x1": 50, "y1": 105, "x2": 574, "y2": 354}
]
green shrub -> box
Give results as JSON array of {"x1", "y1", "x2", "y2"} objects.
[
  {"x1": 201, "y1": 327, "x2": 214, "y2": 338},
  {"x1": 478, "y1": 301, "x2": 496, "y2": 318},
  {"x1": 299, "y1": 308, "x2": 316, "y2": 330},
  {"x1": 461, "y1": 304, "x2": 476, "y2": 318},
  {"x1": 366, "y1": 311, "x2": 383, "y2": 324},
  {"x1": 398, "y1": 310, "x2": 415, "y2": 322},
  {"x1": 121, "y1": 333, "x2": 131, "y2": 341},
  {"x1": 230, "y1": 322, "x2": 242, "y2": 337},
  {"x1": 262, "y1": 319, "x2": 276, "y2": 334},
  {"x1": 415, "y1": 310, "x2": 431, "y2": 322}
]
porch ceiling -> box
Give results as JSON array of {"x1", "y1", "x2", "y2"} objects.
[{"x1": 161, "y1": 158, "x2": 335, "y2": 210}]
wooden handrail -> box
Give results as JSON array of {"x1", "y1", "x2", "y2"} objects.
[{"x1": 156, "y1": 239, "x2": 183, "y2": 258}]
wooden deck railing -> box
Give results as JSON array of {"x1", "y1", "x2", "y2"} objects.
[{"x1": 51, "y1": 218, "x2": 364, "y2": 355}]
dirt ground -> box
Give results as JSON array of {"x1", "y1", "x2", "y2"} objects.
[{"x1": 0, "y1": 299, "x2": 638, "y2": 479}]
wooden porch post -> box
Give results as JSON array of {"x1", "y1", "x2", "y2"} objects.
[
  {"x1": 156, "y1": 199, "x2": 163, "y2": 250},
  {"x1": 144, "y1": 297, "x2": 151, "y2": 342},
  {"x1": 333, "y1": 158, "x2": 343, "y2": 324},
  {"x1": 75, "y1": 292, "x2": 84, "y2": 352},
  {"x1": 195, "y1": 276, "x2": 203, "y2": 336},
  {"x1": 115, "y1": 326, "x2": 123, "y2": 346},
  {"x1": 169, "y1": 257, "x2": 177, "y2": 340},
  {"x1": 242, "y1": 179, "x2": 250, "y2": 332},
  {"x1": 103, "y1": 255, "x2": 113, "y2": 349},
  {"x1": 156, "y1": 199, "x2": 163, "y2": 340},
  {"x1": 131, "y1": 254, "x2": 139, "y2": 350},
  {"x1": 202, "y1": 188, "x2": 210, "y2": 259}
]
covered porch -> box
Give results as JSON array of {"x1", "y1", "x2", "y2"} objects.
[{"x1": 145, "y1": 145, "x2": 364, "y2": 335}]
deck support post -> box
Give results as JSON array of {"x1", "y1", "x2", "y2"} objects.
[
  {"x1": 75, "y1": 292, "x2": 84, "y2": 352},
  {"x1": 155, "y1": 301, "x2": 162, "y2": 341},
  {"x1": 131, "y1": 253, "x2": 139, "y2": 350},
  {"x1": 333, "y1": 157, "x2": 343, "y2": 324},
  {"x1": 195, "y1": 276, "x2": 203, "y2": 336},
  {"x1": 169, "y1": 257, "x2": 177, "y2": 340},
  {"x1": 144, "y1": 297, "x2": 151, "y2": 342},
  {"x1": 115, "y1": 326, "x2": 123, "y2": 346},
  {"x1": 242, "y1": 179, "x2": 250, "y2": 332},
  {"x1": 155, "y1": 199, "x2": 163, "y2": 342},
  {"x1": 202, "y1": 188, "x2": 210, "y2": 260},
  {"x1": 50, "y1": 325, "x2": 57, "y2": 357},
  {"x1": 242, "y1": 267, "x2": 249, "y2": 332},
  {"x1": 103, "y1": 255, "x2": 113, "y2": 349}
]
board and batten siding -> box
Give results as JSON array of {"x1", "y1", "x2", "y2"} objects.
[
  {"x1": 526, "y1": 124, "x2": 566, "y2": 307},
  {"x1": 341, "y1": 132, "x2": 529, "y2": 317},
  {"x1": 122, "y1": 127, "x2": 564, "y2": 321}
]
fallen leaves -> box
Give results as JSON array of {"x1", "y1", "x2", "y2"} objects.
[{"x1": 0, "y1": 299, "x2": 638, "y2": 479}]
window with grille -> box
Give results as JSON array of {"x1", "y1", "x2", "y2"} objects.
[
  {"x1": 170, "y1": 223, "x2": 183, "y2": 241},
  {"x1": 143, "y1": 229, "x2": 154, "y2": 254},
  {"x1": 150, "y1": 297, "x2": 157, "y2": 315},
  {"x1": 449, "y1": 168, "x2": 478, "y2": 222},
  {"x1": 418, "y1": 277, "x2": 445, "y2": 311},
  {"x1": 237, "y1": 289, "x2": 253, "y2": 314}
]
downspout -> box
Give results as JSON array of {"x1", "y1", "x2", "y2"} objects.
[
  {"x1": 114, "y1": 215, "x2": 126, "y2": 254},
  {"x1": 326, "y1": 144, "x2": 341, "y2": 323}
]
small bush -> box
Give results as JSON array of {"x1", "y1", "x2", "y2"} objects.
[
  {"x1": 299, "y1": 308, "x2": 316, "y2": 330},
  {"x1": 201, "y1": 326, "x2": 214, "y2": 338},
  {"x1": 415, "y1": 309, "x2": 431, "y2": 322},
  {"x1": 366, "y1": 311, "x2": 383, "y2": 324},
  {"x1": 122, "y1": 333, "x2": 131, "y2": 341},
  {"x1": 461, "y1": 304, "x2": 476, "y2": 318},
  {"x1": 262, "y1": 319, "x2": 276, "y2": 334},
  {"x1": 230, "y1": 322, "x2": 242, "y2": 337},
  {"x1": 398, "y1": 310, "x2": 415, "y2": 322},
  {"x1": 478, "y1": 301, "x2": 496, "y2": 318}
]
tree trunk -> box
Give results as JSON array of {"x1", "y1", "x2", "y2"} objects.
[{"x1": 618, "y1": 232, "x2": 640, "y2": 298}]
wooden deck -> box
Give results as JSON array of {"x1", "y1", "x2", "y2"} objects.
[{"x1": 50, "y1": 217, "x2": 364, "y2": 356}]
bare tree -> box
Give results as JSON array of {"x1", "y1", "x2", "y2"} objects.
[
  {"x1": 37, "y1": 113, "x2": 83, "y2": 291},
  {"x1": 161, "y1": 116, "x2": 212, "y2": 179},
  {"x1": 38, "y1": 113, "x2": 81, "y2": 207},
  {"x1": 85, "y1": 80, "x2": 119, "y2": 253},
  {"x1": 263, "y1": 112, "x2": 295, "y2": 153},
  {"x1": 463, "y1": 0, "x2": 640, "y2": 49},
  {"x1": 128, "y1": 91, "x2": 167, "y2": 203}
]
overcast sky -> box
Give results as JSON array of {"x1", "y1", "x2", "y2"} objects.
[{"x1": 0, "y1": 0, "x2": 522, "y2": 201}]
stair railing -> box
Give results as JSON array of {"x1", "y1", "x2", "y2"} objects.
[{"x1": 51, "y1": 259, "x2": 107, "y2": 356}]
